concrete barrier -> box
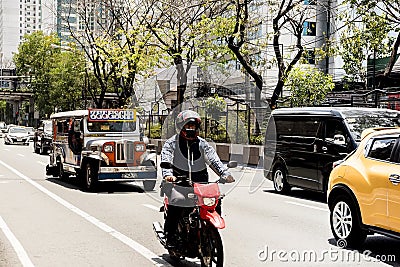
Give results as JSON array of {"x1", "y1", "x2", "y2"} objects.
[{"x1": 149, "y1": 138, "x2": 263, "y2": 166}]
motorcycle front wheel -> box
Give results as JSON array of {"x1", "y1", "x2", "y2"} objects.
[{"x1": 200, "y1": 226, "x2": 223, "y2": 267}]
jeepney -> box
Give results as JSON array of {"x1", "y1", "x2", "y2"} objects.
[{"x1": 46, "y1": 109, "x2": 157, "y2": 191}]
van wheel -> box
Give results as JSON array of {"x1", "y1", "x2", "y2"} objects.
[
  {"x1": 85, "y1": 162, "x2": 98, "y2": 191},
  {"x1": 330, "y1": 195, "x2": 366, "y2": 248},
  {"x1": 272, "y1": 166, "x2": 290, "y2": 193}
]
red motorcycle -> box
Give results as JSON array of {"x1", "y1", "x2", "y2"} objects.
[{"x1": 153, "y1": 161, "x2": 236, "y2": 267}]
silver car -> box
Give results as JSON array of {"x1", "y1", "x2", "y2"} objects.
[{"x1": 4, "y1": 126, "x2": 30, "y2": 145}]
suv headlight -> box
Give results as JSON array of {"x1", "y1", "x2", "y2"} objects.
[{"x1": 203, "y1": 197, "x2": 216, "y2": 206}]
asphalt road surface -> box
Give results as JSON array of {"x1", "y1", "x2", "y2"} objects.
[{"x1": 0, "y1": 142, "x2": 399, "y2": 266}]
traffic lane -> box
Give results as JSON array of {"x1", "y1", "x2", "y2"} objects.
[
  {"x1": 1, "y1": 142, "x2": 49, "y2": 180},
  {"x1": 221, "y1": 169, "x2": 396, "y2": 266},
  {"x1": 0, "y1": 156, "x2": 165, "y2": 266},
  {"x1": 0, "y1": 143, "x2": 196, "y2": 265},
  {"x1": 0, "y1": 228, "x2": 21, "y2": 267}
]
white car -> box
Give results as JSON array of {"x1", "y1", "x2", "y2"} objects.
[{"x1": 4, "y1": 126, "x2": 30, "y2": 145}]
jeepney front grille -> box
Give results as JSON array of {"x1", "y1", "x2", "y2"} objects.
[{"x1": 115, "y1": 141, "x2": 134, "y2": 163}]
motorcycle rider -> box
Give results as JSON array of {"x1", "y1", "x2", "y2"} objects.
[{"x1": 161, "y1": 110, "x2": 235, "y2": 248}]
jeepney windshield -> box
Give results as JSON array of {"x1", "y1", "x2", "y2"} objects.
[{"x1": 87, "y1": 121, "x2": 137, "y2": 133}]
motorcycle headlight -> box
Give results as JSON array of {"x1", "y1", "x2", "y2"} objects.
[
  {"x1": 103, "y1": 144, "x2": 114, "y2": 153},
  {"x1": 135, "y1": 144, "x2": 145, "y2": 152},
  {"x1": 203, "y1": 197, "x2": 216, "y2": 207}
]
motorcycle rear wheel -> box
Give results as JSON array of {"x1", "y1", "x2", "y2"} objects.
[{"x1": 200, "y1": 226, "x2": 223, "y2": 267}]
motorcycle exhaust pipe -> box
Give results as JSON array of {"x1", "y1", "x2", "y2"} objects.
[{"x1": 152, "y1": 222, "x2": 166, "y2": 246}]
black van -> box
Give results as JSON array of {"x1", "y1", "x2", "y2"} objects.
[{"x1": 264, "y1": 107, "x2": 400, "y2": 193}]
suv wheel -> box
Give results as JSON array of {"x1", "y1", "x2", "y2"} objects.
[
  {"x1": 272, "y1": 166, "x2": 290, "y2": 193},
  {"x1": 330, "y1": 195, "x2": 366, "y2": 248}
]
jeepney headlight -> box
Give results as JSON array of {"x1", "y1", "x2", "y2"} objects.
[
  {"x1": 103, "y1": 144, "x2": 114, "y2": 153},
  {"x1": 203, "y1": 197, "x2": 216, "y2": 207},
  {"x1": 135, "y1": 144, "x2": 145, "y2": 152}
]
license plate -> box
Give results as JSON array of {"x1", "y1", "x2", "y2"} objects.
[
  {"x1": 122, "y1": 173, "x2": 137, "y2": 179},
  {"x1": 17, "y1": 138, "x2": 22, "y2": 142}
]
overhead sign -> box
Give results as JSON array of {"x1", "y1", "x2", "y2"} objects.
[{"x1": 88, "y1": 109, "x2": 136, "y2": 122}]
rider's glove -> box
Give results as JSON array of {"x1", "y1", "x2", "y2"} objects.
[
  {"x1": 164, "y1": 176, "x2": 177, "y2": 182},
  {"x1": 221, "y1": 175, "x2": 235, "y2": 183}
]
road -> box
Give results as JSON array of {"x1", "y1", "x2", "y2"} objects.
[{"x1": 0, "y1": 142, "x2": 399, "y2": 267}]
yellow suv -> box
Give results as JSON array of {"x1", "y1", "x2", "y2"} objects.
[{"x1": 328, "y1": 127, "x2": 400, "y2": 248}]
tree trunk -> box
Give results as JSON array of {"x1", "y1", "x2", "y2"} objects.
[{"x1": 378, "y1": 32, "x2": 400, "y2": 89}]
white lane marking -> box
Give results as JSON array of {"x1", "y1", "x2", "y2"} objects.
[
  {"x1": 37, "y1": 161, "x2": 47, "y2": 166},
  {"x1": 0, "y1": 216, "x2": 34, "y2": 267},
  {"x1": 286, "y1": 201, "x2": 328, "y2": 212},
  {"x1": 18, "y1": 154, "x2": 25, "y2": 157},
  {"x1": 143, "y1": 204, "x2": 160, "y2": 212},
  {"x1": 0, "y1": 159, "x2": 171, "y2": 267},
  {"x1": 3, "y1": 149, "x2": 10, "y2": 151}
]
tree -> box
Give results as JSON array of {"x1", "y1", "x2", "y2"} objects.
[
  {"x1": 60, "y1": 0, "x2": 161, "y2": 108},
  {"x1": 286, "y1": 66, "x2": 334, "y2": 106},
  {"x1": 340, "y1": 0, "x2": 399, "y2": 88},
  {"x1": 140, "y1": 0, "x2": 229, "y2": 108},
  {"x1": 269, "y1": 0, "x2": 319, "y2": 108},
  {"x1": 13, "y1": 31, "x2": 85, "y2": 116}
]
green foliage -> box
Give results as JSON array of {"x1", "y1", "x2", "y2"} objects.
[
  {"x1": 13, "y1": 31, "x2": 85, "y2": 115},
  {"x1": 149, "y1": 123, "x2": 162, "y2": 139},
  {"x1": 285, "y1": 66, "x2": 334, "y2": 107},
  {"x1": 338, "y1": 0, "x2": 398, "y2": 82},
  {"x1": 204, "y1": 95, "x2": 226, "y2": 119},
  {"x1": 250, "y1": 135, "x2": 264, "y2": 145}
]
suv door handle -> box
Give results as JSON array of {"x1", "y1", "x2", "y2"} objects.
[{"x1": 389, "y1": 174, "x2": 400, "y2": 185}]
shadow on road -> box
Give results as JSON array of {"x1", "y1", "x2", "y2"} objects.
[
  {"x1": 161, "y1": 253, "x2": 201, "y2": 267},
  {"x1": 328, "y1": 236, "x2": 400, "y2": 266},
  {"x1": 46, "y1": 176, "x2": 149, "y2": 194},
  {"x1": 263, "y1": 188, "x2": 327, "y2": 204}
]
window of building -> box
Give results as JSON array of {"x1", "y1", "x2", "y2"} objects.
[
  {"x1": 304, "y1": 0, "x2": 316, "y2": 5},
  {"x1": 303, "y1": 21, "x2": 316, "y2": 36},
  {"x1": 304, "y1": 49, "x2": 315, "y2": 64}
]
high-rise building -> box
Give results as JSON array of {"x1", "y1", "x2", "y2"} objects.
[{"x1": 0, "y1": 0, "x2": 56, "y2": 67}]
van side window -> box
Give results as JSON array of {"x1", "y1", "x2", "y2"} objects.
[
  {"x1": 325, "y1": 120, "x2": 347, "y2": 145},
  {"x1": 368, "y1": 138, "x2": 396, "y2": 161},
  {"x1": 275, "y1": 117, "x2": 320, "y2": 143}
]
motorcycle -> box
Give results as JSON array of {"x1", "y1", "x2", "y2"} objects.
[{"x1": 153, "y1": 161, "x2": 237, "y2": 267}]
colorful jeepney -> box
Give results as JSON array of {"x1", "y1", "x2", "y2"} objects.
[{"x1": 46, "y1": 109, "x2": 157, "y2": 191}]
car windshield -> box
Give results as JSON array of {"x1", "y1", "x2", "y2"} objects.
[
  {"x1": 9, "y1": 127, "x2": 28, "y2": 134},
  {"x1": 87, "y1": 121, "x2": 137, "y2": 133},
  {"x1": 343, "y1": 110, "x2": 400, "y2": 142}
]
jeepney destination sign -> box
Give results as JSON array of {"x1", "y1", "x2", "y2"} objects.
[{"x1": 88, "y1": 109, "x2": 136, "y2": 122}]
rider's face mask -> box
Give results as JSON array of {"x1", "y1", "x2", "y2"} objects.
[{"x1": 181, "y1": 123, "x2": 199, "y2": 140}]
